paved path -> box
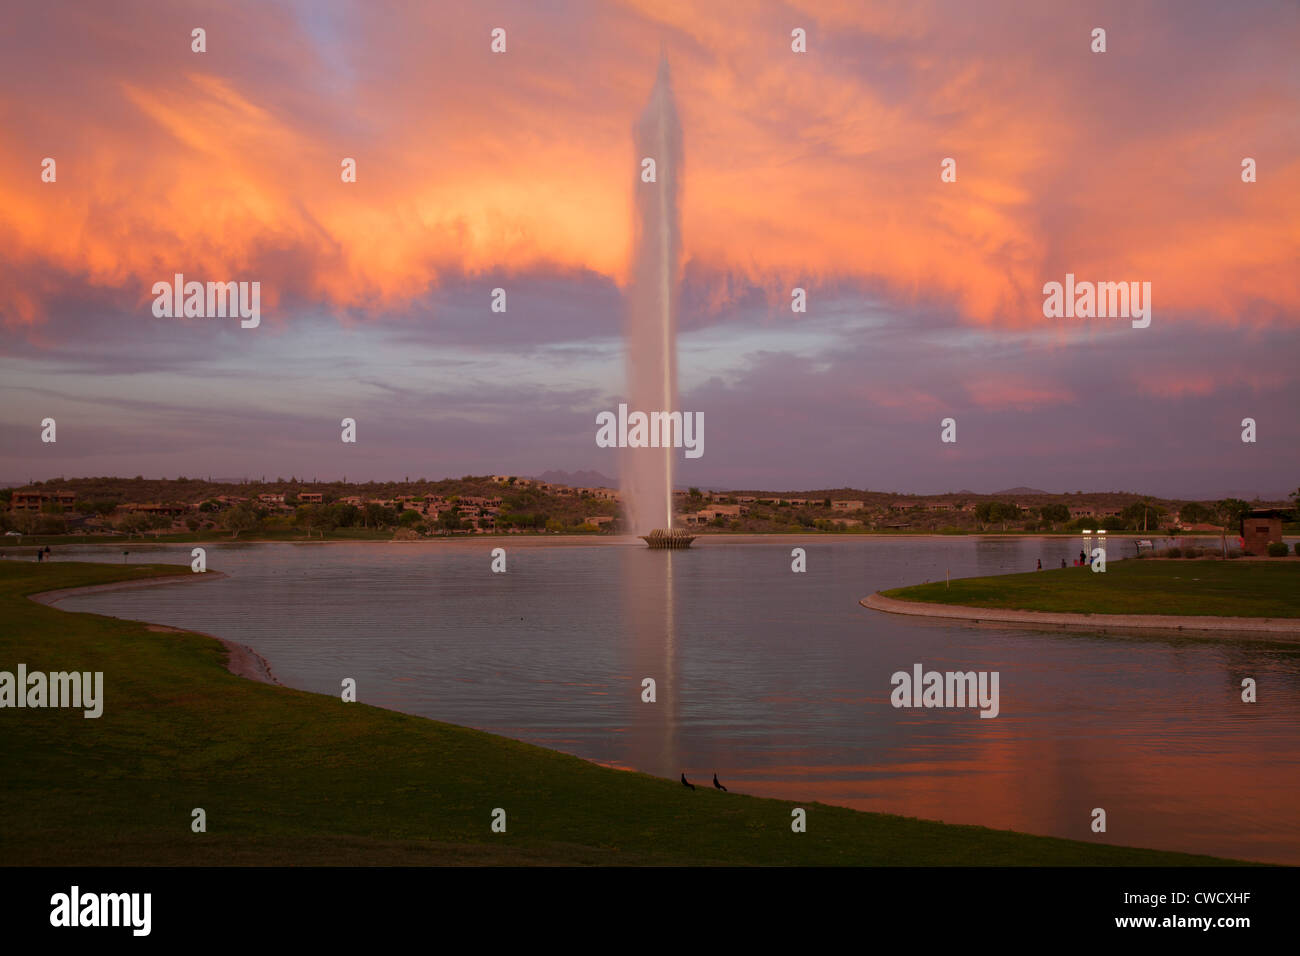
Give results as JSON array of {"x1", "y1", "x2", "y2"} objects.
[{"x1": 861, "y1": 591, "x2": 1300, "y2": 636}]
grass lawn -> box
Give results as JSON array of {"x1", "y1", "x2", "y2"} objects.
[
  {"x1": 0, "y1": 560, "x2": 1248, "y2": 866},
  {"x1": 882, "y1": 559, "x2": 1300, "y2": 618}
]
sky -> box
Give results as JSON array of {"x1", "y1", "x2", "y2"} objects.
[{"x1": 0, "y1": 0, "x2": 1297, "y2": 498}]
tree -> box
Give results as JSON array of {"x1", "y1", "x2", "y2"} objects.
[
  {"x1": 145, "y1": 513, "x2": 172, "y2": 537},
  {"x1": 439, "y1": 507, "x2": 463, "y2": 532},
  {"x1": 114, "y1": 512, "x2": 153, "y2": 536},
  {"x1": 223, "y1": 503, "x2": 259, "y2": 539},
  {"x1": 1039, "y1": 503, "x2": 1070, "y2": 528},
  {"x1": 1179, "y1": 502, "x2": 1214, "y2": 525},
  {"x1": 1120, "y1": 500, "x2": 1164, "y2": 531},
  {"x1": 293, "y1": 504, "x2": 320, "y2": 538},
  {"x1": 1215, "y1": 498, "x2": 1251, "y2": 531},
  {"x1": 326, "y1": 503, "x2": 359, "y2": 528},
  {"x1": 1214, "y1": 498, "x2": 1251, "y2": 558},
  {"x1": 987, "y1": 502, "x2": 1020, "y2": 530},
  {"x1": 361, "y1": 503, "x2": 397, "y2": 529}
]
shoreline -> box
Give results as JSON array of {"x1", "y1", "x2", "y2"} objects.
[
  {"x1": 28, "y1": 570, "x2": 281, "y2": 685},
  {"x1": 4, "y1": 560, "x2": 1264, "y2": 865},
  {"x1": 10, "y1": 530, "x2": 1284, "y2": 547},
  {"x1": 861, "y1": 591, "x2": 1300, "y2": 636}
]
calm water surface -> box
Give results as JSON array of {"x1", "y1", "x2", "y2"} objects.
[{"x1": 46, "y1": 536, "x2": 1300, "y2": 864}]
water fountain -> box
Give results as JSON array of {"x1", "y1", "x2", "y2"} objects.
[{"x1": 624, "y1": 57, "x2": 694, "y2": 550}]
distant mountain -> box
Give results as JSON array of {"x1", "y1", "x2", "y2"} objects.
[
  {"x1": 535, "y1": 470, "x2": 618, "y2": 488},
  {"x1": 993, "y1": 486, "x2": 1052, "y2": 496}
]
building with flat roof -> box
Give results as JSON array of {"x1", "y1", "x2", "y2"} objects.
[
  {"x1": 10, "y1": 491, "x2": 77, "y2": 512},
  {"x1": 1241, "y1": 509, "x2": 1287, "y2": 554}
]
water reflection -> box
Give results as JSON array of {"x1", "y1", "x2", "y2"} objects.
[
  {"x1": 619, "y1": 547, "x2": 679, "y2": 776},
  {"x1": 43, "y1": 536, "x2": 1300, "y2": 863}
]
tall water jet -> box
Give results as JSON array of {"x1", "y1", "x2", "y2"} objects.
[{"x1": 623, "y1": 56, "x2": 682, "y2": 538}]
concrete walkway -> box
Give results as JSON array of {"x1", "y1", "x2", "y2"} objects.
[{"x1": 861, "y1": 591, "x2": 1300, "y2": 636}]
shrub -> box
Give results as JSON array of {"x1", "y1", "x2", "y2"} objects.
[
  {"x1": 1267, "y1": 541, "x2": 1289, "y2": 557},
  {"x1": 1183, "y1": 547, "x2": 1200, "y2": 558},
  {"x1": 1295, "y1": 542, "x2": 1300, "y2": 556},
  {"x1": 1165, "y1": 547, "x2": 1182, "y2": 558}
]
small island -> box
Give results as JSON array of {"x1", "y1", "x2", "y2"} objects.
[{"x1": 865, "y1": 560, "x2": 1300, "y2": 635}]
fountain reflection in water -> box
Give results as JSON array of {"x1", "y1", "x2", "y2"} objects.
[{"x1": 620, "y1": 545, "x2": 679, "y2": 776}]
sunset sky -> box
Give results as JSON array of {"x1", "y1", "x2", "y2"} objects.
[{"x1": 1, "y1": 0, "x2": 1297, "y2": 497}]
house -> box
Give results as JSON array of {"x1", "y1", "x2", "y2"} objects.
[
  {"x1": 684, "y1": 504, "x2": 749, "y2": 524},
  {"x1": 832, "y1": 500, "x2": 864, "y2": 511},
  {"x1": 1241, "y1": 509, "x2": 1286, "y2": 554},
  {"x1": 298, "y1": 492, "x2": 324, "y2": 504},
  {"x1": 10, "y1": 491, "x2": 77, "y2": 512}
]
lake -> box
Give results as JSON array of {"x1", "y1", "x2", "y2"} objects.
[{"x1": 40, "y1": 535, "x2": 1300, "y2": 864}]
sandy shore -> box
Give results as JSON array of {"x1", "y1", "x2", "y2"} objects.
[
  {"x1": 28, "y1": 570, "x2": 281, "y2": 685},
  {"x1": 861, "y1": 591, "x2": 1300, "y2": 637}
]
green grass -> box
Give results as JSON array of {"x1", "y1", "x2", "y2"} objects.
[
  {"x1": 883, "y1": 559, "x2": 1300, "y2": 618},
  {"x1": 0, "y1": 560, "x2": 1249, "y2": 866}
]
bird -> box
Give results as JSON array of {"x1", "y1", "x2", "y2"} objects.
[
  {"x1": 713, "y1": 773, "x2": 727, "y2": 792},
  {"x1": 680, "y1": 772, "x2": 695, "y2": 791}
]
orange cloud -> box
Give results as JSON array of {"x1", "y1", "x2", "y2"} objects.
[{"x1": 0, "y1": 0, "x2": 1295, "y2": 336}]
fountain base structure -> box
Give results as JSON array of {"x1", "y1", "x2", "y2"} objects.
[{"x1": 640, "y1": 528, "x2": 695, "y2": 549}]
